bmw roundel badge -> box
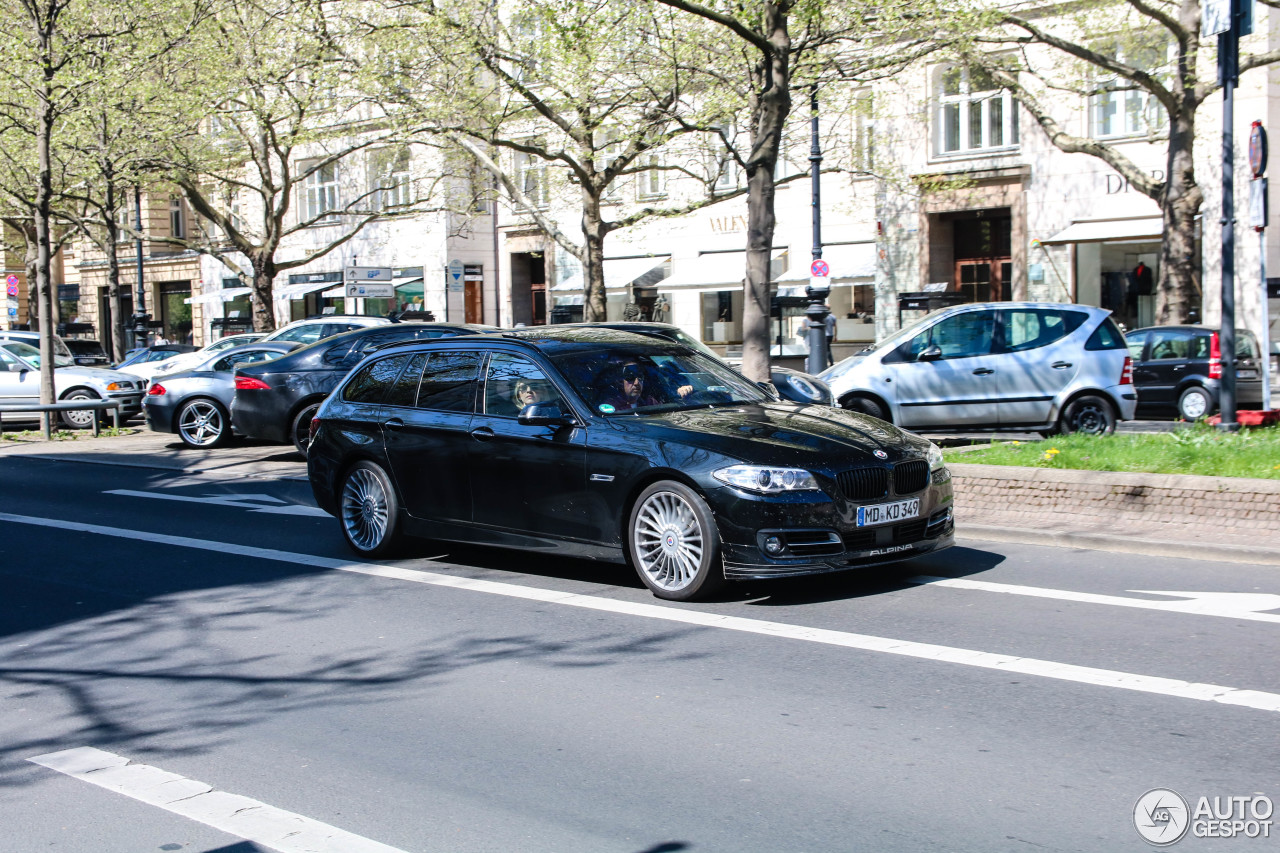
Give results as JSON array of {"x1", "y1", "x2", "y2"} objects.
[{"x1": 873, "y1": 449, "x2": 888, "y2": 459}]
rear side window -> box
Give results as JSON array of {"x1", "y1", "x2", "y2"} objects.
[
  {"x1": 418, "y1": 352, "x2": 482, "y2": 412},
  {"x1": 1085, "y1": 317, "x2": 1128, "y2": 351},
  {"x1": 999, "y1": 309, "x2": 1086, "y2": 352},
  {"x1": 342, "y1": 354, "x2": 410, "y2": 404},
  {"x1": 385, "y1": 353, "x2": 428, "y2": 407}
]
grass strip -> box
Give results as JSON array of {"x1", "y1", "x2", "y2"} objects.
[{"x1": 942, "y1": 422, "x2": 1280, "y2": 479}]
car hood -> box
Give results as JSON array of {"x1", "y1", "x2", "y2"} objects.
[
  {"x1": 55, "y1": 365, "x2": 144, "y2": 387},
  {"x1": 606, "y1": 402, "x2": 927, "y2": 467}
]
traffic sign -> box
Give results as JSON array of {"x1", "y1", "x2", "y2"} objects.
[
  {"x1": 810, "y1": 258, "x2": 829, "y2": 278},
  {"x1": 345, "y1": 266, "x2": 393, "y2": 282},
  {"x1": 6, "y1": 283, "x2": 16, "y2": 297},
  {"x1": 1249, "y1": 121, "x2": 1268, "y2": 177},
  {"x1": 448, "y1": 259, "x2": 464, "y2": 282},
  {"x1": 345, "y1": 283, "x2": 395, "y2": 298},
  {"x1": 5, "y1": 274, "x2": 17, "y2": 287}
]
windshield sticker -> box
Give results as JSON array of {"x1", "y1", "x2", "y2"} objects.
[{"x1": 598, "y1": 404, "x2": 616, "y2": 413}]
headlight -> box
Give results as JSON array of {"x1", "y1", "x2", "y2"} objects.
[
  {"x1": 926, "y1": 442, "x2": 945, "y2": 471},
  {"x1": 713, "y1": 465, "x2": 819, "y2": 494},
  {"x1": 105, "y1": 381, "x2": 132, "y2": 391},
  {"x1": 784, "y1": 374, "x2": 824, "y2": 402}
]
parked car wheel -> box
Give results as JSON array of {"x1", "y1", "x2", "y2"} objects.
[
  {"x1": 1177, "y1": 386, "x2": 1213, "y2": 421},
  {"x1": 291, "y1": 403, "x2": 321, "y2": 455},
  {"x1": 59, "y1": 389, "x2": 100, "y2": 430},
  {"x1": 176, "y1": 397, "x2": 231, "y2": 448},
  {"x1": 627, "y1": 480, "x2": 725, "y2": 602},
  {"x1": 339, "y1": 461, "x2": 404, "y2": 558},
  {"x1": 839, "y1": 394, "x2": 888, "y2": 422},
  {"x1": 1057, "y1": 394, "x2": 1116, "y2": 436}
]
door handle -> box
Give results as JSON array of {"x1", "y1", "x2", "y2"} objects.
[
  {"x1": 469, "y1": 426, "x2": 495, "y2": 441},
  {"x1": 1051, "y1": 361, "x2": 1073, "y2": 369},
  {"x1": 384, "y1": 418, "x2": 404, "y2": 430},
  {"x1": 972, "y1": 368, "x2": 995, "y2": 376}
]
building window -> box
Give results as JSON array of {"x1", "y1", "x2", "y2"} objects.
[
  {"x1": 515, "y1": 148, "x2": 548, "y2": 207},
  {"x1": 935, "y1": 65, "x2": 1019, "y2": 155},
  {"x1": 370, "y1": 147, "x2": 412, "y2": 210},
  {"x1": 1091, "y1": 42, "x2": 1169, "y2": 139},
  {"x1": 852, "y1": 91, "x2": 875, "y2": 173},
  {"x1": 303, "y1": 160, "x2": 340, "y2": 223},
  {"x1": 169, "y1": 195, "x2": 186, "y2": 240},
  {"x1": 114, "y1": 206, "x2": 133, "y2": 243},
  {"x1": 638, "y1": 153, "x2": 665, "y2": 199}
]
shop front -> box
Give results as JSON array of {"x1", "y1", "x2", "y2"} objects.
[{"x1": 1041, "y1": 216, "x2": 1166, "y2": 331}]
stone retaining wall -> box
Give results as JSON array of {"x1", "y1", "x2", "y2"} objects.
[{"x1": 949, "y1": 463, "x2": 1280, "y2": 544}]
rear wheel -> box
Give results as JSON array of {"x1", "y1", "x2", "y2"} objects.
[
  {"x1": 339, "y1": 461, "x2": 404, "y2": 558},
  {"x1": 59, "y1": 390, "x2": 100, "y2": 429},
  {"x1": 840, "y1": 394, "x2": 888, "y2": 422},
  {"x1": 1057, "y1": 394, "x2": 1116, "y2": 436},
  {"x1": 1177, "y1": 386, "x2": 1213, "y2": 421},
  {"x1": 291, "y1": 403, "x2": 321, "y2": 455},
  {"x1": 176, "y1": 398, "x2": 231, "y2": 448},
  {"x1": 627, "y1": 480, "x2": 725, "y2": 602}
]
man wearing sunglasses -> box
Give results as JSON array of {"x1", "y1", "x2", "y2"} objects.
[{"x1": 597, "y1": 359, "x2": 693, "y2": 412}]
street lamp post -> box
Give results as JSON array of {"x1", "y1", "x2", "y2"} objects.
[
  {"x1": 130, "y1": 185, "x2": 150, "y2": 349},
  {"x1": 1217, "y1": 0, "x2": 1243, "y2": 430},
  {"x1": 805, "y1": 85, "x2": 831, "y2": 376}
]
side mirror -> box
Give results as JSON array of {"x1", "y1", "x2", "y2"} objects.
[
  {"x1": 518, "y1": 400, "x2": 574, "y2": 427},
  {"x1": 917, "y1": 344, "x2": 943, "y2": 362},
  {"x1": 757, "y1": 380, "x2": 781, "y2": 400}
]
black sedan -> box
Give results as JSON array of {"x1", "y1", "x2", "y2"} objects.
[
  {"x1": 232, "y1": 322, "x2": 499, "y2": 453},
  {"x1": 307, "y1": 328, "x2": 954, "y2": 601}
]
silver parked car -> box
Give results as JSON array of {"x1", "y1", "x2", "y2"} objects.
[
  {"x1": 0, "y1": 340, "x2": 145, "y2": 428},
  {"x1": 820, "y1": 302, "x2": 1136, "y2": 435},
  {"x1": 143, "y1": 342, "x2": 299, "y2": 447}
]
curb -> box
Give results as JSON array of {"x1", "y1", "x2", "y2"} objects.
[
  {"x1": 959, "y1": 523, "x2": 1280, "y2": 567},
  {"x1": 2, "y1": 452, "x2": 311, "y2": 482}
]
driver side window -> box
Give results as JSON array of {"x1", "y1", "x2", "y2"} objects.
[{"x1": 899, "y1": 310, "x2": 995, "y2": 361}]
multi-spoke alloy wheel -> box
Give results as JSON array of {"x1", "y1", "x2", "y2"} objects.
[
  {"x1": 628, "y1": 481, "x2": 724, "y2": 601},
  {"x1": 340, "y1": 462, "x2": 403, "y2": 557},
  {"x1": 177, "y1": 399, "x2": 228, "y2": 448},
  {"x1": 59, "y1": 391, "x2": 99, "y2": 429}
]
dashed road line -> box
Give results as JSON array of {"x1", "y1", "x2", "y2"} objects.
[
  {"x1": 4, "y1": 510, "x2": 1280, "y2": 714},
  {"x1": 29, "y1": 746, "x2": 408, "y2": 853}
]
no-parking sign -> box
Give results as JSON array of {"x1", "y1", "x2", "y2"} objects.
[{"x1": 810, "y1": 259, "x2": 829, "y2": 278}]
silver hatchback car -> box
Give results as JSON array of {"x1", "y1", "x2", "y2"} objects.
[{"x1": 820, "y1": 302, "x2": 1136, "y2": 435}]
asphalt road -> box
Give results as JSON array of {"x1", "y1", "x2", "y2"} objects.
[{"x1": 2, "y1": 452, "x2": 1278, "y2": 852}]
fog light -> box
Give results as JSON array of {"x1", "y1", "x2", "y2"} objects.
[{"x1": 763, "y1": 535, "x2": 785, "y2": 556}]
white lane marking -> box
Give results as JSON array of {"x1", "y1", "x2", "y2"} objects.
[
  {"x1": 104, "y1": 489, "x2": 330, "y2": 517},
  {"x1": 29, "y1": 746, "x2": 408, "y2": 853},
  {"x1": 908, "y1": 576, "x2": 1280, "y2": 624},
  {"x1": 4, "y1": 510, "x2": 1280, "y2": 714}
]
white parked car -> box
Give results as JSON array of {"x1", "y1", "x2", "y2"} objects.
[
  {"x1": 0, "y1": 340, "x2": 145, "y2": 428},
  {"x1": 820, "y1": 302, "x2": 1137, "y2": 435},
  {"x1": 260, "y1": 315, "x2": 390, "y2": 345},
  {"x1": 143, "y1": 332, "x2": 266, "y2": 380}
]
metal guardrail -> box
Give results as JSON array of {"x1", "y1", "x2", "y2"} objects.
[{"x1": 0, "y1": 399, "x2": 122, "y2": 438}]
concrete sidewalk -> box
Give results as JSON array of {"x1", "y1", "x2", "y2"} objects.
[{"x1": 3, "y1": 427, "x2": 1278, "y2": 567}]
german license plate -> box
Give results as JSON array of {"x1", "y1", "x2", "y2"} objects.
[
  {"x1": 856, "y1": 498, "x2": 920, "y2": 527},
  {"x1": 1238, "y1": 369, "x2": 1258, "y2": 379}
]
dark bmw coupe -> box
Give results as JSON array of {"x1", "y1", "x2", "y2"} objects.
[{"x1": 307, "y1": 328, "x2": 954, "y2": 601}]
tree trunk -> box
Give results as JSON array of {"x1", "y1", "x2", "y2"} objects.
[
  {"x1": 250, "y1": 253, "x2": 278, "y2": 332},
  {"x1": 35, "y1": 88, "x2": 57, "y2": 435},
  {"x1": 739, "y1": 2, "x2": 791, "y2": 383},
  {"x1": 582, "y1": 190, "x2": 607, "y2": 322},
  {"x1": 1157, "y1": 112, "x2": 1203, "y2": 325}
]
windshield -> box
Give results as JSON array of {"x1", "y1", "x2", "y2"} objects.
[
  {"x1": 2, "y1": 340, "x2": 74, "y2": 369},
  {"x1": 548, "y1": 343, "x2": 769, "y2": 415}
]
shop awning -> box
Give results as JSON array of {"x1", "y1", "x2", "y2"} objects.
[
  {"x1": 552, "y1": 256, "x2": 670, "y2": 293},
  {"x1": 184, "y1": 287, "x2": 250, "y2": 305},
  {"x1": 273, "y1": 280, "x2": 335, "y2": 301},
  {"x1": 661, "y1": 250, "x2": 788, "y2": 291},
  {"x1": 775, "y1": 243, "x2": 876, "y2": 282},
  {"x1": 1040, "y1": 216, "x2": 1164, "y2": 245}
]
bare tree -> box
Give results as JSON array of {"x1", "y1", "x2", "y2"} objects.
[{"x1": 961, "y1": 0, "x2": 1280, "y2": 324}]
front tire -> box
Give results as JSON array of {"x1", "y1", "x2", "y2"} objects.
[
  {"x1": 339, "y1": 461, "x2": 404, "y2": 558},
  {"x1": 840, "y1": 394, "x2": 888, "y2": 422},
  {"x1": 1177, "y1": 386, "x2": 1213, "y2": 421},
  {"x1": 291, "y1": 403, "x2": 321, "y2": 455},
  {"x1": 1057, "y1": 394, "x2": 1116, "y2": 436},
  {"x1": 627, "y1": 480, "x2": 725, "y2": 602},
  {"x1": 176, "y1": 398, "x2": 231, "y2": 448},
  {"x1": 59, "y1": 390, "x2": 100, "y2": 429}
]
